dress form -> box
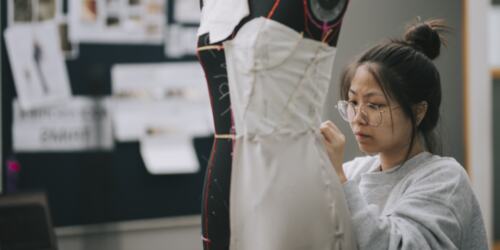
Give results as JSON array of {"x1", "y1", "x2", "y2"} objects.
[{"x1": 196, "y1": 1, "x2": 349, "y2": 249}]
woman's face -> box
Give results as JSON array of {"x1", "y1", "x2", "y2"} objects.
[{"x1": 347, "y1": 64, "x2": 413, "y2": 155}]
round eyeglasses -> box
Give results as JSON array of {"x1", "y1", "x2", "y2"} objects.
[{"x1": 335, "y1": 100, "x2": 398, "y2": 127}]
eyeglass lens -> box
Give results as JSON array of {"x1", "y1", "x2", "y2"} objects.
[{"x1": 338, "y1": 101, "x2": 382, "y2": 127}]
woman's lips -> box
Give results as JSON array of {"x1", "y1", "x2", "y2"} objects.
[{"x1": 354, "y1": 132, "x2": 371, "y2": 142}]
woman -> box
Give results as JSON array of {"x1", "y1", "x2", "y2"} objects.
[{"x1": 320, "y1": 19, "x2": 488, "y2": 249}]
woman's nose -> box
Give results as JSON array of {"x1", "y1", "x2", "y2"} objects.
[{"x1": 351, "y1": 108, "x2": 368, "y2": 125}]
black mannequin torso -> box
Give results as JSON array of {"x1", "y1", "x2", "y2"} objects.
[
  {"x1": 247, "y1": 0, "x2": 303, "y2": 33},
  {"x1": 245, "y1": 0, "x2": 335, "y2": 45},
  {"x1": 200, "y1": 0, "x2": 349, "y2": 46}
]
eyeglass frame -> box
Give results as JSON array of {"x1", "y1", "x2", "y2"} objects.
[{"x1": 335, "y1": 100, "x2": 400, "y2": 127}]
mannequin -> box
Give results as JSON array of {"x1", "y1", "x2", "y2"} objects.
[
  {"x1": 197, "y1": 34, "x2": 233, "y2": 249},
  {"x1": 196, "y1": 1, "x2": 349, "y2": 249},
  {"x1": 247, "y1": 0, "x2": 348, "y2": 45}
]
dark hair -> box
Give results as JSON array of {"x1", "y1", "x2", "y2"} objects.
[{"x1": 340, "y1": 18, "x2": 450, "y2": 158}]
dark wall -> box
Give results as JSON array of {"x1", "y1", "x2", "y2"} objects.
[{"x1": 1, "y1": 0, "x2": 212, "y2": 227}]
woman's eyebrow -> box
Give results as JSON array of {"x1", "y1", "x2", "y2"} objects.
[{"x1": 349, "y1": 89, "x2": 385, "y2": 98}]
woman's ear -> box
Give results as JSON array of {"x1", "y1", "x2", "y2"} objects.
[{"x1": 414, "y1": 101, "x2": 428, "y2": 126}]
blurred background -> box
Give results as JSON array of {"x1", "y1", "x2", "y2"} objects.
[{"x1": 0, "y1": 0, "x2": 497, "y2": 249}]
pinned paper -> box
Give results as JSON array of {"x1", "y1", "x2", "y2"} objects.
[
  {"x1": 8, "y1": 0, "x2": 62, "y2": 27},
  {"x1": 173, "y1": 0, "x2": 201, "y2": 24},
  {"x1": 110, "y1": 62, "x2": 212, "y2": 142},
  {"x1": 164, "y1": 24, "x2": 198, "y2": 58},
  {"x1": 4, "y1": 21, "x2": 72, "y2": 110},
  {"x1": 12, "y1": 97, "x2": 113, "y2": 152},
  {"x1": 110, "y1": 98, "x2": 212, "y2": 142},
  {"x1": 112, "y1": 62, "x2": 206, "y2": 98},
  {"x1": 140, "y1": 134, "x2": 199, "y2": 174},
  {"x1": 69, "y1": 0, "x2": 166, "y2": 44}
]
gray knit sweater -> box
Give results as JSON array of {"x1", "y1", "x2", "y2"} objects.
[{"x1": 342, "y1": 152, "x2": 488, "y2": 250}]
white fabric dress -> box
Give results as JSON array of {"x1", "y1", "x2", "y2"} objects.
[{"x1": 224, "y1": 17, "x2": 356, "y2": 250}]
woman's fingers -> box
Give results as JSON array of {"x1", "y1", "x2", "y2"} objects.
[
  {"x1": 320, "y1": 120, "x2": 345, "y2": 146},
  {"x1": 320, "y1": 122, "x2": 334, "y2": 142},
  {"x1": 320, "y1": 120, "x2": 347, "y2": 180},
  {"x1": 326, "y1": 120, "x2": 342, "y2": 134}
]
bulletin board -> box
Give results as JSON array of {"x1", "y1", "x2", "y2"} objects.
[{"x1": 1, "y1": 0, "x2": 212, "y2": 227}]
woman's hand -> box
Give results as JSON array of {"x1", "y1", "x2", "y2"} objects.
[{"x1": 320, "y1": 120, "x2": 348, "y2": 183}]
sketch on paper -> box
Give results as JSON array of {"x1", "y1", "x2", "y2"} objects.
[
  {"x1": 12, "y1": 0, "x2": 33, "y2": 23},
  {"x1": 37, "y1": 0, "x2": 57, "y2": 21},
  {"x1": 9, "y1": 0, "x2": 62, "y2": 26},
  {"x1": 81, "y1": 0, "x2": 98, "y2": 22},
  {"x1": 69, "y1": 0, "x2": 166, "y2": 44},
  {"x1": 4, "y1": 22, "x2": 72, "y2": 110},
  {"x1": 32, "y1": 40, "x2": 50, "y2": 94}
]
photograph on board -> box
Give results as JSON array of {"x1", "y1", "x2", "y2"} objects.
[
  {"x1": 37, "y1": 0, "x2": 57, "y2": 21},
  {"x1": 69, "y1": 0, "x2": 166, "y2": 44},
  {"x1": 9, "y1": 0, "x2": 62, "y2": 26},
  {"x1": 58, "y1": 17, "x2": 79, "y2": 59},
  {"x1": 81, "y1": 0, "x2": 98, "y2": 23},
  {"x1": 13, "y1": 0, "x2": 33, "y2": 23}
]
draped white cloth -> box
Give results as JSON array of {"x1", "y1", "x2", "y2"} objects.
[
  {"x1": 224, "y1": 17, "x2": 356, "y2": 250},
  {"x1": 197, "y1": 0, "x2": 249, "y2": 43}
]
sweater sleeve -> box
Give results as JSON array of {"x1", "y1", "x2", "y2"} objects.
[{"x1": 343, "y1": 163, "x2": 469, "y2": 250}]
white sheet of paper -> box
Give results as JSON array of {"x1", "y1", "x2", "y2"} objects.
[
  {"x1": 173, "y1": 0, "x2": 201, "y2": 23},
  {"x1": 490, "y1": 7, "x2": 500, "y2": 67},
  {"x1": 110, "y1": 98, "x2": 212, "y2": 142},
  {"x1": 110, "y1": 62, "x2": 212, "y2": 142},
  {"x1": 12, "y1": 97, "x2": 114, "y2": 152},
  {"x1": 69, "y1": 0, "x2": 166, "y2": 44},
  {"x1": 112, "y1": 62, "x2": 206, "y2": 98},
  {"x1": 164, "y1": 24, "x2": 198, "y2": 58},
  {"x1": 4, "y1": 22, "x2": 72, "y2": 110},
  {"x1": 140, "y1": 134, "x2": 199, "y2": 174}
]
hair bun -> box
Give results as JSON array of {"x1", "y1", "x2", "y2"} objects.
[{"x1": 403, "y1": 18, "x2": 448, "y2": 60}]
